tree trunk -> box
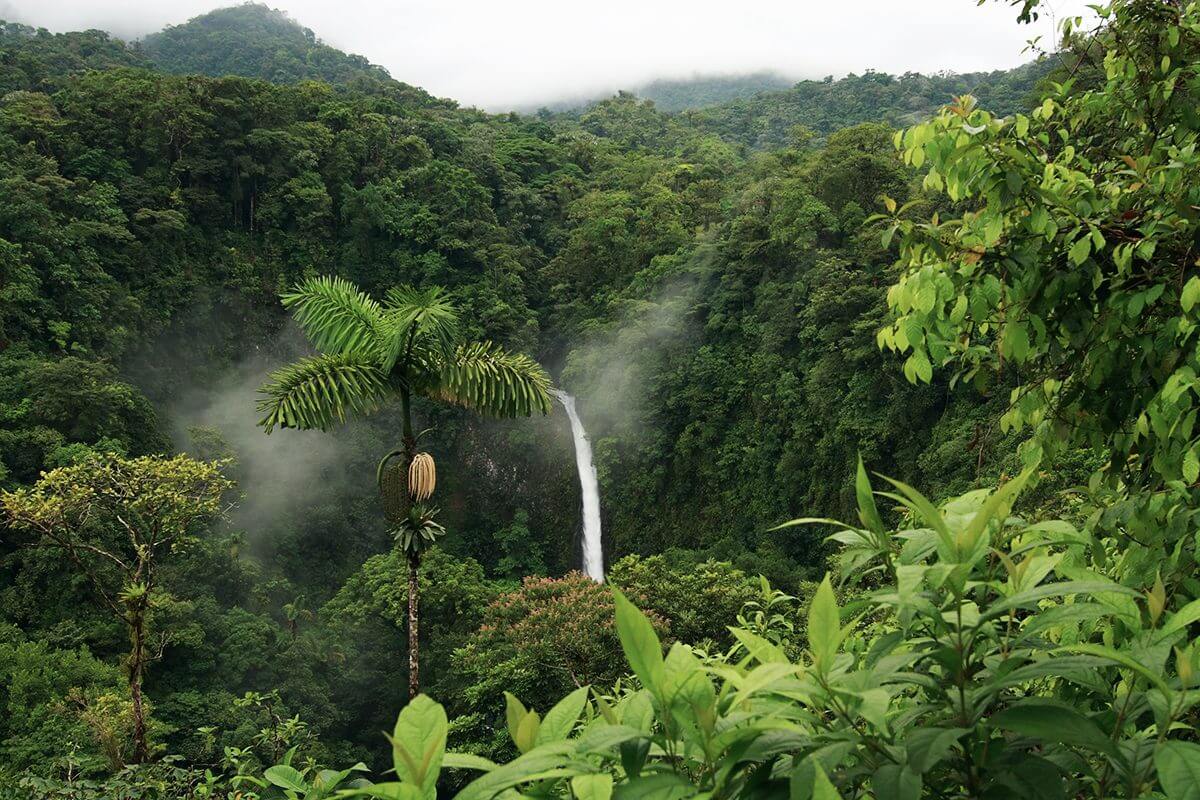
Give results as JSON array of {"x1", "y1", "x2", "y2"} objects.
[
  {"x1": 407, "y1": 550, "x2": 420, "y2": 698},
  {"x1": 129, "y1": 607, "x2": 149, "y2": 763},
  {"x1": 399, "y1": 387, "x2": 421, "y2": 699}
]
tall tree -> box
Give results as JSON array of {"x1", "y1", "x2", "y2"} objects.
[
  {"x1": 1, "y1": 453, "x2": 231, "y2": 762},
  {"x1": 256, "y1": 276, "x2": 552, "y2": 697}
]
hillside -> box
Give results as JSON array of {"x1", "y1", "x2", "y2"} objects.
[
  {"x1": 678, "y1": 58, "x2": 1056, "y2": 147},
  {"x1": 138, "y1": 3, "x2": 420, "y2": 92},
  {"x1": 635, "y1": 71, "x2": 796, "y2": 111},
  {"x1": 0, "y1": 21, "x2": 150, "y2": 92}
]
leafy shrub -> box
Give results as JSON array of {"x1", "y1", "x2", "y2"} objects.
[
  {"x1": 448, "y1": 573, "x2": 664, "y2": 757},
  {"x1": 607, "y1": 554, "x2": 760, "y2": 647},
  {"x1": 365, "y1": 464, "x2": 1200, "y2": 800}
]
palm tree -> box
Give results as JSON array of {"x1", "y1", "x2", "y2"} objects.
[{"x1": 257, "y1": 276, "x2": 552, "y2": 697}]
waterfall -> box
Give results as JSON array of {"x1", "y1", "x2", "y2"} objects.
[{"x1": 551, "y1": 390, "x2": 604, "y2": 582}]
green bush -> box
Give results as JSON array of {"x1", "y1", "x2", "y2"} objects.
[{"x1": 361, "y1": 463, "x2": 1200, "y2": 799}]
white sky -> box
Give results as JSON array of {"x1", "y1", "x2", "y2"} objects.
[{"x1": 0, "y1": 0, "x2": 1094, "y2": 110}]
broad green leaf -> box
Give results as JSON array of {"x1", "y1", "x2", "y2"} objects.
[
  {"x1": 812, "y1": 765, "x2": 843, "y2": 800},
  {"x1": 504, "y1": 692, "x2": 527, "y2": 746},
  {"x1": 536, "y1": 686, "x2": 589, "y2": 745},
  {"x1": 1069, "y1": 236, "x2": 1091, "y2": 265},
  {"x1": 389, "y1": 694, "x2": 448, "y2": 799},
  {"x1": 264, "y1": 764, "x2": 306, "y2": 792},
  {"x1": 904, "y1": 727, "x2": 966, "y2": 773},
  {"x1": 1156, "y1": 741, "x2": 1200, "y2": 800},
  {"x1": 991, "y1": 699, "x2": 1117, "y2": 756},
  {"x1": 959, "y1": 465, "x2": 1034, "y2": 556},
  {"x1": 612, "y1": 772, "x2": 697, "y2": 800},
  {"x1": 855, "y1": 455, "x2": 885, "y2": 534},
  {"x1": 872, "y1": 764, "x2": 921, "y2": 800},
  {"x1": 730, "y1": 627, "x2": 790, "y2": 664},
  {"x1": 878, "y1": 477, "x2": 953, "y2": 554},
  {"x1": 572, "y1": 774, "x2": 614, "y2": 800},
  {"x1": 443, "y1": 752, "x2": 498, "y2": 772},
  {"x1": 574, "y1": 724, "x2": 648, "y2": 754},
  {"x1": 1057, "y1": 643, "x2": 1171, "y2": 696},
  {"x1": 1159, "y1": 598, "x2": 1200, "y2": 640},
  {"x1": 1185, "y1": 449, "x2": 1199, "y2": 484},
  {"x1": 808, "y1": 574, "x2": 840, "y2": 670},
  {"x1": 514, "y1": 710, "x2": 541, "y2": 754},
  {"x1": 1183, "y1": 277, "x2": 1200, "y2": 313},
  {"x1": 455, "y1": 742, "x2": 577, "y2": 800},
  {"x1": 342, "y1": 781, "x2": 424, "y2": 800},
  {"x1": 983, "y1": 580, "x2": 1139, "y2": 620},
  {"x1": 612, "y1": 588, "x2": 665, "y2": 695}
]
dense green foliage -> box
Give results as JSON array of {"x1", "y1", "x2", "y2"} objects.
[
  {"x1": 138, "y1": 4, "x2": 398, "y2": 90},
  {"x1": 377, "y1": 463, "x2": 1200, "y2": 800},
  {"x1": 5, "y1": 0, "x2": 1197, "y2": 796},
  {"x1": 675, "y1": 60, "x2": 1055, "y2": 148},
  {"x1": 0, "y1": 22, "x2": 149, "y2": 93}
]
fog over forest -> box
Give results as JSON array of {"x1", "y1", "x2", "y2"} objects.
[{"x1": 1, "y1": 0, "x2": 1090, "y2": 107}]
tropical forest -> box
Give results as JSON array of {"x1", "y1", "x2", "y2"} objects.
[{"x1": 1, "y1": 0, "x2": 1199, "y2": 797}]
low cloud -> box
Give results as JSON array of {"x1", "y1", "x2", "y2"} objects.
[{"x1": 4, "y1": 0, "x2": 1093, "y2": 110}]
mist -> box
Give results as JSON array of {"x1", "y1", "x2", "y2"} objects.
[
  {"x1": 166, "y1": 327, "x2": 380, "y2": 550},
  {"x1": 1, "y1": 0, "x2": 1094, "y2": 110}
]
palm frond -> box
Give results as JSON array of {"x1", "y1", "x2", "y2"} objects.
[
  {"x1": 436, "y1": 341, "x2": 553, "y2": 418},
  {"x1": 257, "y1": 354, "x2": 393, "y2": 433},
  {"x1": 282, "y1": 276, "x2": 384, "y2": 359},
  {"x1": 377, "y1": 285, "x2": 460, "y2": 372}
]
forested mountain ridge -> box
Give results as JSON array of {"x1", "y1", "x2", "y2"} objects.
[
  {"x1": 675, "y1": 58, "x2": 1056, "y2": 147},
  {"x1": 541, "y1": 59, "x2": 1051, "y2": 134},
  {"x1": 6, "y1": 1, "x2": 1176, "y2": 796},
  {"x1": 0, "y1": 21, "x2": 151, "y2": 92},
  {"x1": 140, "y1": 5, "x2": 384, "y2": 85}
]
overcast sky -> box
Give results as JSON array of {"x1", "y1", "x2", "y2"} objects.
[{"x1": 0, "y1": 0, "x2": 1093, "y2": 110}]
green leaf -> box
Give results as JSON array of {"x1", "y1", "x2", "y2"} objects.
[
  {"x1": 1156, "y1": 741, "x2": 1200, "y2": 800},
  {"x1": 613, "y1": 772, "x2": 697, "y2": 800},
  {"x1": 855, "y1": 455, "x2": 885, "y2": 534},
  {"x1": 264, "y1": 764, "x2": 306, "y2": 792},
  {"x1": 455, "y1": 743, "x2": 578, "y2": 800},
  {"x1": 442, "y1": 752, "x2": 498, "y2": 772},
  {"x1": 1057, "y1": 643, "x2": 1171, "y2": 696},
  {"x1": 1159, "y1": 598, "x2": 1200, "y2": 640},
  {"x1": 514, "y1": 710, "x2": 541, "y2": 754},
  {"x1": 904, "y1": 727, "x2": 967, "y2": 773},
  {"x1": 573, "y1": 774, "x2": 615, "y2": 800},
  {"x1": 1182, "y1": 277, "x2": 1200, "y2": 313},
  {"x1": 389, "y1": 694, "x2": 448, "y2": 799},
  {"x1": 879, "y1": 476, "x2": 954, "y2": 556},
  {"x1": 1185, "y1": 449, "x2": 1199, "y2": 484},
  {"x1": 808, "y1": 574, "x2": 840, "y2": 670},
  {"x1": 1069, "y1": 236, "x2": 1091, "y2": 265},
  {"x1": 504, "y1": 692, "x2": 527, "y2": 747},
  {"x1": 536, "y1": 686, "x2": 589, "y2": 745},
  {"x1": 612, "y1": 588, "x2": 665, "y2": 696},
  {"x1": 812, "y1": 765, "x2": 843, "y2": 800},
  {"x1": 991, "y1": 699, "x2": 1117, "y2": 756},
  {"x1": 872, "y1": 764, "x2": 921, "y2": 800},
  {"x1": 959, "y1": 465, "x2": 1035, "y2": 558},
  {"x1": 983, "y1": 580, "x2": 1139, "y2": 620},
  {"x1": 730, "y1": 628, "x2": 790, "y2": 664},
  {"x1": 343, "y1": 781, "x2": 424, "y2": 800}
]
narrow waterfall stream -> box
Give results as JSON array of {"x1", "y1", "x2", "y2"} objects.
[{"x1": 551, "y1": 390, "x2": 604, "y2": 582}]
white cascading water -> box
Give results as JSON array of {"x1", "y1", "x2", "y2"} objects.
[{"x1": 551, "y1": 390, "x2": 604, "y2": 582}]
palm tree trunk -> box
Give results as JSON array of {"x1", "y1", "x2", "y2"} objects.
[
  {"x1": 399, "y1": 388, "x2": 420, "y2": 698},
  {"x1": 407, "y1": 550, "x2": 420, "y2": 698}
]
